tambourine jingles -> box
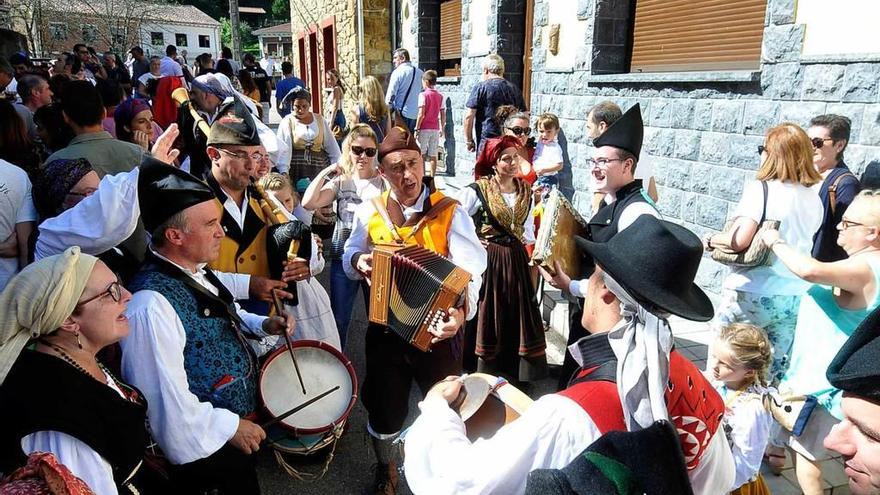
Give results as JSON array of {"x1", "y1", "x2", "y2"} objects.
[{"x1": 251, "y1": 179, "x2": 313, "y2": 306}]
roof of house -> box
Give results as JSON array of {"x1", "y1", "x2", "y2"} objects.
[
  {"x1": 253, "y1": 22, "x2": 291, "y2": 36},
  {"x1": 44, "y1": 0, "x2": 221, "y2": 27},
  {"x1": 238, "y1": 7, "x2": 266, "y2": 14}
]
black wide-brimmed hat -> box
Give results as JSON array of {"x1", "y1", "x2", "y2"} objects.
[
  {"x1": 207, "y1": 96, "x2": 261, "y2": 147},
  {"x1": 138, "y1": 155, "x2": 216, "y2": 233},
  {"x1": 574, "y1": 216, "x2": 714, "y2": 321},
  {"x1": 593, "y1": 103, "x2": 643, "y2": 159},
  {"x1": 827, "y1": 305, "x2": 880, "y2": 403}
]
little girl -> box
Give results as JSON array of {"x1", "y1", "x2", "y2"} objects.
[
  {"x1": 257, "y1": 172, "x2": 340, "y2": 350},
  {"x1": 710, "y1": 323, "x2": 774, "y2": 495}
]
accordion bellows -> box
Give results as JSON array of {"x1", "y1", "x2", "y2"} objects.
[
  {"x1": 369, "y1": 245, "x2": 471, "y2": 351},
  {"x1": 531, "y1": 190, "x2": 588, "y2": 277}
]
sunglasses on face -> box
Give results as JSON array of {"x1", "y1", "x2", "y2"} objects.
[
  {"x1": 506, "y1": 126, "x2": 531, "y2": 136},
  {"x1": 812, "y1": 137, "x2": 834, "y2": 149},
  {"x1": 351, "y1": 146, "x2": 377, "y2": 157},
  {"x1": 78, "y1": 278, "x2": 123, "y2": 307}
]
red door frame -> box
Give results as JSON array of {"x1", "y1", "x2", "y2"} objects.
[{"x1": 320, "y1": 16, "x2": 337, "y2": 71}]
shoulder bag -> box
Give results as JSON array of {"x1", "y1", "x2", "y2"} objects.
[{"x1": 711, "y1": 181, "x2": 781, "y2": 267}]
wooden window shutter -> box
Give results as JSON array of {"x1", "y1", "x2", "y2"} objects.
[
  {"x1": 630, "y1": 0, "x2": 767, "y2": 73},
  {"x1": 440, "y1": 0, "x2": 462, "y2": 60}
]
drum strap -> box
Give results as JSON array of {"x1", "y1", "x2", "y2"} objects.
[{"x1": 370, "y1": 195, "x2": 459, "y2": 244}]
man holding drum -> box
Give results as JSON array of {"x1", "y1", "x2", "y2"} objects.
[
  {"x1": 121, "y1": 158, "x2": 293, "y2": 494},
  {"x1": 342, "y1": 126, "x2": 487, "y2": 494}
]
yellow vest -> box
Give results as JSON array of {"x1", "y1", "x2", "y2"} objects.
[
  {"x1": 366, "y1": 190, "x2": 456, "y2": 256},
  {"x1": 291, "y1": 113, "x2": 326, "y2": 152},
  {"x1": 208, "y1": 195, "x2": 270, "y2": 278}
]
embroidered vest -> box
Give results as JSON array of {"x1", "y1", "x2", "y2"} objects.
[
  {"x1": 366, "y1": 189, "x2": 456, "y2": 256},
  {"x1": 128, "y1": 269, "x2": 258, "y2": 416},
  {"x1": 558, "y1": 336, "x2": 724, "y2": 472},
  {"x1": 290, "y1": 113, "x2": 326, "y2": 152}
]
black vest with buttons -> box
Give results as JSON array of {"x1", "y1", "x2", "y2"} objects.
[{"x1": 587, "y1": 179, "x2": 649, "y2": 243}]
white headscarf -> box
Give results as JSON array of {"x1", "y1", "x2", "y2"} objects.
[{"x1": 603, "y1": 272, "x2": 673, "y2": 431}]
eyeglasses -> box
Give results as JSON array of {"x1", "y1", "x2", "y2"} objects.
[
  {"x1": 840, "y1": 218, "x2": 868, "y2": 230},
  {"x1": 217, "y1": 147, "x2": 265, "y2": 163},
  {"x1": 350, "y1": 146, "x2": 377, "y2": 157},
  {"x1": 586, "y1": 157, "x2": 625, "y2": 169},
  {"x1": 811, "y1": 137, "x2": 834, "y2": 149},
  {"x1": 506, "y1": 126, "x2": 531, "y2": 136},
  {"x1": 757, "y1": 145, "x2": 766, "y2": 155},
  {"x1": 77, "y1": 279, "x2": 123, "y2": 307}
]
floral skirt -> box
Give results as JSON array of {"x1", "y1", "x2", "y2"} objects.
[{"x1": 713, "y1": 289, "x2": 800, "y2": 384}]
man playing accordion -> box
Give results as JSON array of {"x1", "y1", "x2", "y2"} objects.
[{"x1": 342, "y1": 126, "x2": 487, "y2": 494}]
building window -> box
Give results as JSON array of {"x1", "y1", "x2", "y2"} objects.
[
  {"x1": 82, "y1": 24, "x2": 98, "y2": 43},
  {"x1": 49, "y1": 23, "x2": 67, "y2": 41},
  {"x1": 629, "y1": 0, "x2": 767, "y2": 72},
  {"x1": 175, "y1": 33, "x2": 188, "y2": 47},
  {"x1": 439, "y1": 0, "x2": 462, "y2": 76},
  {"x1": 150, "y1": 31, "x2": 164, "y2": 46},
  {"x1": 110, "y1": 27, "x2": 126, "y2": 45},
  {"x1": 267, "y1": 43, "x2": 277, "y2": 55},
  {"x1": 198, "y1": 35, "x2": 210, "y2": 48}
]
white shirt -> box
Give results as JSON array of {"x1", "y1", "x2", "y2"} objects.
[
  {"x1": 403, "y1": 392, "x2": 734, "y2": 495},
  {"x1": 274, "y1": 113, "x2": 342, "y2": 174},
  {"x1": 723, "y1": 179, "x2": 823, "y2": 295},
  {"x1": 455, "y1": 185, "x2": 536, "y2": 245},
  {"x1": 20, "y1": 373, "x2": 129, "y2": 495},
  {"x1": 121, "y1": 251, "x2": 268, "y2": 465},
  {"x1": 533, "y1": 140, "x2": 563, "y2": 177},
  {"x1": 342, "y1": 186, "x2": 487, "y2": 320},
  {"x1": 0, "y1": 160, "x2": 38, "y2": 290}
]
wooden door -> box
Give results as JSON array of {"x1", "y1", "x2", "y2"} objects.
[{"x1": 521, "y1": 0, "x2": 534, "y2": 106}]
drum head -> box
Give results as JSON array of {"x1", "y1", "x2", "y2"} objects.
[{"x1": 260, "y1": 340, "x2": 357, "y2": 435}]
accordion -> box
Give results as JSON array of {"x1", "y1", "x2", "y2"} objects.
[
  {"x1": 369, "y1": 244, "x2": 471, "y2": 351},
  {"x1": 531, "y1": 189, "x2": 588, "y2": 277}
]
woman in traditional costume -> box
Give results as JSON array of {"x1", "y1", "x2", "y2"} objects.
[{"x1": 457, "y1": 135, "x2": 547, "y2": 382}]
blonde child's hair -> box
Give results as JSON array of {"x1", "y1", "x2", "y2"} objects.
[
  {"x1": 718, "y1": 323, "x2": 772, "y2": 386},
  {"x1": 257, "y1": 172, "x2": 299, "y2": 210},
  {"x1": 536, "y1": 112, "x2": 560, "y2": 131}
]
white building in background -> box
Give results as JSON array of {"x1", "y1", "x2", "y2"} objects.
[{"x1": 139, "y1": 4, "x2": 221, "y2": 61}]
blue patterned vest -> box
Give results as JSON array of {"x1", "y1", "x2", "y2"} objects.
[{"x1": 129, "y1": 265, "x2": 258, "y2": 416}]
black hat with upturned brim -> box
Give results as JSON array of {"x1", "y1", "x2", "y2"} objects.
[
  {"x1": 826, "y1": 305, "x2": 880, "y2": 404},
  {"x1": 574, "y1": 216, "x2": 714, "y2": 321},
  {"x1": 593, "y1": 103, "x2": 644, "y2": 159},
  {"x1": 138, "y1": 155, "x2": 216, "y2": 233}
]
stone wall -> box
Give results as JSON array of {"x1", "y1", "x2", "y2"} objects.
[
  {"x1": 289, "y1": 0, "x2": 390, "y2": 115},
  {"x1": 409, "y1": 0, "x2": 880, "y2": 293}
]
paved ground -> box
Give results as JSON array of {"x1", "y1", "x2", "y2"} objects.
[{"x1": 256, "y1": 101, "x2": 849, "y2": 494}]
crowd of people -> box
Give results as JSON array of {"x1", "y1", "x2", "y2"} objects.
[{"x1": 0, "y1": 42, "x2": 879, "y2": 495}]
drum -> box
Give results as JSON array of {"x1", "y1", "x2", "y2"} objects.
[
  {"x1": 531, "y1": 189, "x2": 588, "y2": 277},
  {"x1": 259, "y1": 340, "x2": 357, "y2": 480}
]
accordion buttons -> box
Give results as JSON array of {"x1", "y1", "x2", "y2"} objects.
[{"x1": 238, "y1": 257, "x2": 245, "y2": 264}]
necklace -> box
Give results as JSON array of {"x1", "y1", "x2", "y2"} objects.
[{"x1": 40, "y1": 339, "x2": 105, "y2": 384}]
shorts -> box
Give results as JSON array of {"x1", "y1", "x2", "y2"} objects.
[{"x1": 417, "y1": 129, "x2": 440, "y2": 158}]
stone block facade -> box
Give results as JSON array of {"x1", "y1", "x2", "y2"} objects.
[
  {"x1": 289, "y1": 0, "x2": 390, "y2": 115},
  {"x1": 400, "y1": 0, "x2": 880, "y2": 294}
]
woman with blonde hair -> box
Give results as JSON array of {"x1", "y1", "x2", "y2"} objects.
[
  {"x1": 704, "y1": 123, "x2": 823, "y2": 384},
  {"x1": 301, "y1": 123, "x2": 386, "y2": 348},
  {"x1": 351, "y1": 75, "x2": 392, "y2": 143},
  {"x1": 756, "y1": 190, "x2": 880, "y2": 493}
]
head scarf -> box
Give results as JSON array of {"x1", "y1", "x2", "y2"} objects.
[
  {"x1": 279, "y1": 86, "x2": 311, "y2": 109},
  {"x1": 603, "y1": 272, "x2": 673, "y2": 431},
  {"x1": 33, "y1": 159, "x2": 95, "y2": 219},
  {"x1": 193, "y1": 73, "x2": 278, "y2": 156},
  {"x1": 0, "y1": 247, "x2": 98, "y2": 385},
  {"x1": 474, "y1": 135, "x2": 524, "y2": 179},
  {"x1": 114, "y1": 98, "x2": 151, "y2": 128}
]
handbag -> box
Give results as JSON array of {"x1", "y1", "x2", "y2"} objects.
[
  {"x1": 711, "y1": 181, "x2": 780, "y2": 267},
  {"x1": 763, "y1": 393, "x2": 818, "y2": 437}
]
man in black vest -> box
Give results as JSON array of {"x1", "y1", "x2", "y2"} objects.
[{"x1": 543, "y1": 103, "x2": 660, "y2": 387}]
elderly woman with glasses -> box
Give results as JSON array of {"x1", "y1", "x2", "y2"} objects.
[
  {"x1": 0, "y1": 247, "x2": 150, "y2": 494},
  {"x1": 456, "y1": 135, "x2": 546, "y2": 382},
  {"x1": 754, "y1": 190, "x2": 880, "y2": 494},
  {"x1": 704, "y1": 123, "x2": 823, "y2": 387},
  {"x1": 300, "y1": 123, "x2": 386, "y2": 348},
  {"x1": 275, "y1": 86, "x2": 342, "y2": 183}
]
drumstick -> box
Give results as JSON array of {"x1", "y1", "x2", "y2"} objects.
[
  {"x1": 272, "y1": 289, "x2": 307, "y2": 395},
  {"x1": 261, "y1": 385, "x2": 341, "y2": 429}
]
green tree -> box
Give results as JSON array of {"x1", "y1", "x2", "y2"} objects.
[
  {"x1": 271, "y1": 0, "x2": 289, "y2": 20},
  {"x1": 220, "y1": 17, "x2": 259, "y2": 56}
]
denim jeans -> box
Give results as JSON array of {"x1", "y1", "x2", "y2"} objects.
[{"x1": 330, "y1": 259, "x2": 367, "y2": 349}]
